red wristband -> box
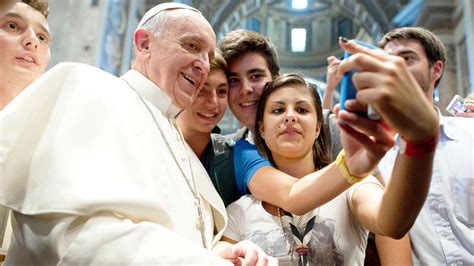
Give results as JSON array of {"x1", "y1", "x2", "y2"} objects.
[{"x1": 399, "y1": 130, "x2": 439, "y2": 156}]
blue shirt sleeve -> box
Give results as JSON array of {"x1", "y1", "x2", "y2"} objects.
[{"x1": 233, "y1": 139, "x2": 271, "y2": 195}]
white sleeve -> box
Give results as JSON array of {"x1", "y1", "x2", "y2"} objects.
[
  {"x1": 223, "y1": 201, "x2": 244, "y2": 242},
  {"x1": 10, "y1": 212, "x2": 230, "y2": 265}
]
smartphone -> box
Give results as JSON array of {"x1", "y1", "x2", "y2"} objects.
[
  {"x1": 339, "y1": 39, "x2": 382, "y2": 120},
  {"x1": 446, "y1": 94, "x2": 466, "y2": 116}
]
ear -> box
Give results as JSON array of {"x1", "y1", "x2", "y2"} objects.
[
  {"x1": 315, "y1": 121, "x2": 322, "y2": 139},
  {"x1": 134, "y1": 28, "x2": 152, "y2": 59},
  {"x1": 431, "y1": 60, "x2": 444, "y2": 83},
  {"x1": 258, "y1": 121, "x2": 265, "y2": 139}
]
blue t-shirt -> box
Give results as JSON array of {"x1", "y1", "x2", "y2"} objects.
[{"x1": 233, "y1": 139, "x2": 271, "y2": 195}]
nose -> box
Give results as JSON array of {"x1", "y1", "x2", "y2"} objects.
[
  {"x1": 23, "y1": 29, "x2": 39, "y2": 51},
  {"x1": 193, "y1": 52, "x2": 210, "y2": 74},
  {"x1": 240, "y1": 78, "x2": 253, "y2": 95},
  {"x1": 205, "y1": 90, "x2": 218, "y2": 107},
  {"x1": 284, "y1": 110, "x2": 296, "y2": 124}
]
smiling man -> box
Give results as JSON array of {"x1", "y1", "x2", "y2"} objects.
[
  {"x1": 0, "y1": 0, "x2": 50, "y2": 109},
  {"x1": 373, "y1": 27, "x2": 474, "y2": 265},
  {"x1": 0, "y1": 2, "x2": 272, "y2": 265}
]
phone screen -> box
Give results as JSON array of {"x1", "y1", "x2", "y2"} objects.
[
  {"x1": 446, "y1": 95, "x2": 466, "y2": 116},
  {"x1": 451, "y1": 100, "x2": 465, "y2": 113}
]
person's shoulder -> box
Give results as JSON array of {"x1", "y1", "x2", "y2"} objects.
[
  {"x1": 445, "y1": 115, "x2": 474, "y2": 126},
  {"x1": 48, "y1": 62, "x2": 116, "y2": 79},
  {"x1": 234, "y1": 139, "x2": 259, "y2": 156},
  {"x1": 228, "y1": 127, "x2": 249, "y2": 141},
  {"x1": 210, "y1": 133, "x2": 235, "y2": 159},
  {"x1": 226, "y1": 195, "x2": 257, "y2": 211},
  {"x1": 38, "y1": 62, "x2": 123, "y2": 92},
  {"x1": 235, "y1": 139, "x2": 254, "y2": 148},
  {"x1": 440, "y1": 115, "x2": 474, "y2": 139},
  {"x1": 211, "y1": 133, "x2": 235, "y2": 146}
]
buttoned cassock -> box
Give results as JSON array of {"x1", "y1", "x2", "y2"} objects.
[{"x1": 0, "y1": 62, "x2": 230, "y2": 265}]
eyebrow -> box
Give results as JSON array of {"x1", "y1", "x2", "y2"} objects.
[
  {"x1": 271, "y1": 100, "x2": 311, "y2": 105},
  {"x1": 228, "y1": 68, "x2": 267, "y2": 77},
  {"x1": 247, "y1": 68, "x2": 266, "y2": 75},
  {"x1": 37, "y1": 24, "x2": 51, "y2": 39},
  {"x1": 394, "y1": 50, "x2": 418, "y2": 56},
  {"x1": 203, "y1": 81, "x2": 228, "y2": 89}
]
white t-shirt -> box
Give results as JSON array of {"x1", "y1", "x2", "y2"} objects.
[{"x1": 225, "y1": 176, "x2": 382, "y2": 266}]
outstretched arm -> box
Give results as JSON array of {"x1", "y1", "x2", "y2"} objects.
[
  {"x1": 336, "y1": 39, "x2": 438, "y2": 238},
  {"x1": 239, "y1": 115, "x2": 394, "y2": 215},
  {"x1": 375, "y1": 234, "x2": 412, "y2": 265}
]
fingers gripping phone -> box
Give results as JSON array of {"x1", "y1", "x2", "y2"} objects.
[
  {"x1": 446, "y1": 94, "x2": 466, "y2": 116},
  {"x1": 339, "y1": 39, "x2": 382, "y2": 120}
]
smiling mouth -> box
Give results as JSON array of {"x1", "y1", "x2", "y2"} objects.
[
  {"x1": 17, "y1": 56, "x2": 36, "y2": 64},
  {"x1": 182, "y1": 73, "x2": 197, "y2": 87},
  {"x1": 239, "y1": 101, "x2": 257, "y2": 108},
  {"x1": 197, "y1": 112, "x2": 217, "y2": 119}
]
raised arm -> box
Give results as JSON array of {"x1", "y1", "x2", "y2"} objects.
[
  {"x1": 375, "y1": 234, "x2": 412, "y2": 265},
  {"x1": 336, "y1": 39, "x2": 438, "y2": 238},
  {"x1": 322, "y1": 56, "x2": 342, "y2": 109}
]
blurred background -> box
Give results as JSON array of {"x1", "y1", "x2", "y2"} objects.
[{"x1": 46, "y1": 0, "x2": 474, "y2": 134}]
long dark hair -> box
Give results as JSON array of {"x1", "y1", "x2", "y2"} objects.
[{"x1": 254, "y1": 73, "x2": 331, "y2": 170}]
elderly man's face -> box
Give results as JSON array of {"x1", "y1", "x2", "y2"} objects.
[
  {"x1": 147, "y1": 10, "x2": 216, "y2": 109},
  {"x1": 0, "y1": 2, "x2": 51, "y2": 85}
]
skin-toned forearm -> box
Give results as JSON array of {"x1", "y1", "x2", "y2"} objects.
[
  {"x1": 248, "y1": 163, "x2": 351, "y2": 215},
  {"x1": 375, "y1": 234, "x2": 412, "y2": 266},
  {"x1": 322, "y1": 88, "x2": 335, "y2": 110}
]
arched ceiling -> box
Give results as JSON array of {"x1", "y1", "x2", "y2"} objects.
[{"x1": 144, "y1": 0, "x2": 409, "y2": 77}]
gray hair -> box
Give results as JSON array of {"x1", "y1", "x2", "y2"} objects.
[{"x1": 131, "y1": 11, "x2": 170, "y2": 63}]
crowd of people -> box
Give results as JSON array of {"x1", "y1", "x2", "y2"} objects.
[{"x1": 0, "y1": 0, "x2": 472, "y2": 265}]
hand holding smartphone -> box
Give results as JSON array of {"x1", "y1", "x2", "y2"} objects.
[
  {"x1": 339, "y1": 39, "x2": 382, "y2": 120},
  {"x1": 446, "y1": 94, "x2": 466, "y2": 116}
]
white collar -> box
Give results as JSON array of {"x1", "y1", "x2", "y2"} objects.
[
  {"x1": 394, "y1": 106, "x2": 459, "y2": 144},
  {"x1": 437, "y1": 111, "x2": 459, "y2": 141},
  {"x1": 121, "y1": 69, "x2": 181, "y2": 119}
]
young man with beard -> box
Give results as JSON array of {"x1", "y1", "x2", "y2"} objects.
[{"x1": 375, "y1": 27, "x2": 473, "y2": 264}]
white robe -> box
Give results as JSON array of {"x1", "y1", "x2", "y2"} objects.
[{"x1": 0, "y1": 63, "x2": 230, "y2": 265}]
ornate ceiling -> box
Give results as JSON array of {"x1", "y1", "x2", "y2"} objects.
[{"x1": 143, "y1": 0, "x2": 410, "y2": 77}]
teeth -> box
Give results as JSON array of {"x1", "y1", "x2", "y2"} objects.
[
  {"x1": 198, "y1": 112, "x2": 216, "y2": 118},
  {"x1": 240, "y1": 102, "x2": 256, "y2": 107},
  {"x1": 183, "y1": 74, "x2": 196, "y2": 85},
  {"x1": 22, "y1": 56, "x2": 34, "y2": 62}
]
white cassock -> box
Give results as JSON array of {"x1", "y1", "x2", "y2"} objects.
[{"x1": 0, "y1": 63, "x2": 230, "y2": 265}]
